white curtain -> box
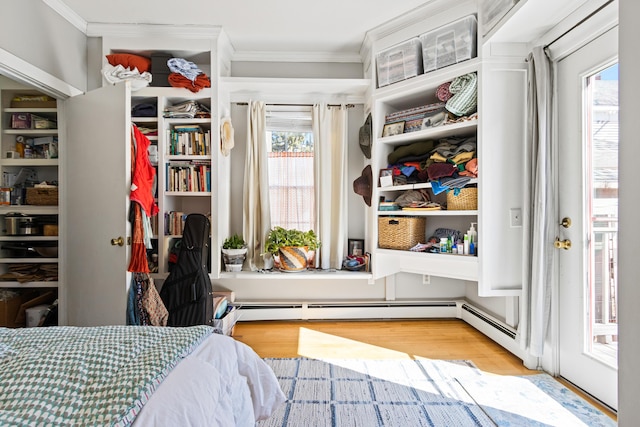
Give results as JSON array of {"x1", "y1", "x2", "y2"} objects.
[
  {"x1": 243, "y1": 101, "x2": 272, "y2": 270},
  {"x1": 518, "y1": 46, "x2": 556, "y2": 358},
  {"x1": 312, "y1": 104, "x2": 348, "y2": 269}
]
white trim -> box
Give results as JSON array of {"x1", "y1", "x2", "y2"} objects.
[
  {"x1": 364, "y1": 0, "x2": 444, "y2": 45},
  {"x1": 221, "y1": 77, "x2": 370, "y2": 105},
  {"x1": 86, "y1": 23, "x2": 224, "y2": 39},
  {"x1": 543, "y1": 0, "x2": 618, "y2": 62},
  {"x1": 42, "y1": 0, "x2": 88, "y2": 34},
  {"x1": 0, "y1": 48, "x2": 82, "y2": 99},
  {"x1": 231, "y1": 50, "x2": 362, "y2": 63}
]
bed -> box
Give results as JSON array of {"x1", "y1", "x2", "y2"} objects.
[{"x1": 0, "y1": 325, "x2": 285, "y2": 426}]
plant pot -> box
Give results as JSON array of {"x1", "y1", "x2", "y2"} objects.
[
  {"x1": 278, "y1": 246, "x2": 309, "y2": 272},
  {"x1": 222, "y1": 247, "x2": 247, "y2": 272}
]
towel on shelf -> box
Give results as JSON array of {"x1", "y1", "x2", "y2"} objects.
[{"x1": 168, "y1": 73, "x2": 211, "y2": 93}]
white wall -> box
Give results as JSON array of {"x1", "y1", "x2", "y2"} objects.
[
  {"x1": 618, "y1": 0, "x2": 638, "y2": 423},
  {"x1": 0, "y1": 0, "x2": 87, "y2": 92}
]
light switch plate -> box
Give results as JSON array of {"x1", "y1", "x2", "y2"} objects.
[{"x1": 510, "y1": 208, "x2": 522, "y2": 227}]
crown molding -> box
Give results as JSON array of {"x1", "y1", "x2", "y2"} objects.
[
  {"x1": 221, "y1": 76, "x2": 370, "y2": 104},
  {"x1": 43, "y1": 0, "x2": 88, "y2": 34},
  {"x1": 0, "y1": 47, "x2": 83, "y2": 98},
  {"x1": 231, "y1": 50, "x2": 363, "y2": 63},
  {"x1": 85, "y1": 23, "x2": 224, "y2": 39},
  {"x1": 364, "y1": 0, "x2": 442, "y2": 45}
]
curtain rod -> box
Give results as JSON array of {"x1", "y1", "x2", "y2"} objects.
[
  {"x1": 545, "y1": 0, "x2": 614, "y2": 48},
  {"x1": 234, "y1": 102, "x2": 355, "y2": 108}
]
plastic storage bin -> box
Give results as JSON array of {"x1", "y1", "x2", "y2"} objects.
[
  {"x1": 376, "y1": 37, "x2": 423, "y2": 88},
  {"x1": 419, "y1": 15, "x2": 477, "y2": 73},
  {"x1": 480, "y1": 0, "x2": 518, "y2": 36}
]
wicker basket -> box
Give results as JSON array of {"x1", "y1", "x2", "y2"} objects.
[
  {"x1": 26, "y1": 187, "x2": 58, "y2": 206},
  {"x1": 378, "y1": 216, "x2": 426, "y2": 250},
  {"x1": 446, "y1": 187, "x2": 477, "y2": 210}
]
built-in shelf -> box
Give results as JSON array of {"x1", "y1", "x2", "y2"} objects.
[
  {"x1": 378, "y1": 179, "x2": 478, "y2": 192},
  {"x1": 0, "y1": 206, "x2": 58, "y2": 215},
  {"x1": 377, "y1": 210, "x2": 478, "y2": 216},
  {"x1": 3, "y1": 129, "x2": 57, "y2": 135},
  {"x1": 4, "y1": 108, "x2": 57, "y2": 114},
  {"x1": 0, "y1": 236, "x2": 58, "y2": 242},
  {"x1": 164, "y1": 191, "x2": 211, "y2": 196},
  {"x1": 219, "y1": 270, "x2": 373, "y2": 281},
  {"x1": 377, "y1": 120, "x2": 477, "y2": 146},
  {"x1": 1, "y1": 159, "x2": 58, "y2": 167},
  {"x1": 0, "y1": 281, "x2": 59, "y2": 288}
]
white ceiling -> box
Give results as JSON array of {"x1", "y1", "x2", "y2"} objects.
[{"x1": 56, "y1": 0, "x2": 430, "y2": 58}]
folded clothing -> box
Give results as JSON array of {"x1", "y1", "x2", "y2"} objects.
[
  {"x1": 168, "y1": 73, "x2": 211, "y2": 93},
  {"x1": 102, "y1": 63, "x2": 151, "y2": 91},
  {"x1": 132, "y1": 103, "x2": 157, "y2": 117},
  {"x1": 427, "y1": 162, "x2": 456, "y2": 181},
  {"x1": 388, "y1": 140, "x2": 434, "y2": 165},
  {"x1": 167, "y1": 58, "x2": 204, "y2": 82}
]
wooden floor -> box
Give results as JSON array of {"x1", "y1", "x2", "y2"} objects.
[{"x1": 234, "y1": 318, "x2": 617, "y2": 421}]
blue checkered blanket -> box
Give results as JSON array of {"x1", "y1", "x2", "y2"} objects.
[{"x1": 0, "y1": 325, "x2": 212, "y2": 426}]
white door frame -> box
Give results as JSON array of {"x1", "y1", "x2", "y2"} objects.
[{"x1": 540, "y1": 1, "x2": 618, "y2": 378}]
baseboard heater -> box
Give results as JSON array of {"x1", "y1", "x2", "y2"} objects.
[
  {"x1": 237, "y1": 300, "x2": 458, "y2": 321},
  {"x1": 460, "y1": 302, "x2": 516, "y2": 340}
]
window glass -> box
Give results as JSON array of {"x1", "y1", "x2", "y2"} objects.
[{"x1": 266, "y1": 107, "x2": 315, "y2": 231}]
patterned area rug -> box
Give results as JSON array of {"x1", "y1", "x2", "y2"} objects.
[{"x1": 258, "y1": 358, "x2": 615, "y2": 427}]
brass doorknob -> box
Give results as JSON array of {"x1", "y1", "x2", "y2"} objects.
[
  {"x1": 554, "y1": 238, "x2": 571, "y2": 250},
  {"x1": 560, "y1": 217, "x2": 572, "y2": 228},
  {"x1": 111, "y1": 236, "x2": 124, "y2": 246}
]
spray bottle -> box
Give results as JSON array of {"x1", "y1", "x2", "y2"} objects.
[{"x1": 467, "y1": 222, "x2": 477, "y2": 256}]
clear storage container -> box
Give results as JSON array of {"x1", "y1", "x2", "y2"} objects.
[
  {"x1": 376, "y1": 37, "x2": 423, "y2": 88},
  {"x1": 480, "y1": 0, "x2": 518, "y2": 36},
  {"x1": 419, "y1": 15, "x2": 477, "y2": 74}
]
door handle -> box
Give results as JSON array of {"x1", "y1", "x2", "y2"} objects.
[
  {"x1": 560, "y1": 217, "x2": 572, "y2": 228},
  {"x1": 110, "y1": 236, "x2": 124, "y2": 246},
  {"x1": 554, "y1": 238, "x2": 572, "y2": 250}
]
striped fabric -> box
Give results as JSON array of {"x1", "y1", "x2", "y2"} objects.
[
  {"x1": 0, "y1": 325, "x2": 212, "y2": 426},
  {"x1": 445, "y1": 72, "x2": 478, "y2": 117}
]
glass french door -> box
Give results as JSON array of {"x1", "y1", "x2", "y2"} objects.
[{"x1": 557, "y1": 27, "x2": 618, "y2": 410}]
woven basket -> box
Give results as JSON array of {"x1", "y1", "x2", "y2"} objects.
[
  {"x1": 26, "y1": 187, "x2": 58, "y2": 206},
  {"x1": 446, "y1": 187, "x2": 477, "y2": 210},
  {"x1": 378, "y1": 216, "x2": 426, "y2": 250}
]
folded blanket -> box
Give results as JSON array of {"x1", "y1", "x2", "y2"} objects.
[{"x1": 168, "y1": 73, "x2": 211, "y2": 93}]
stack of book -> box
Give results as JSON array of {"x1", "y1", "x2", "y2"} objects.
[
  {"x1": 166, "y1": 160, "x2": 211, "y2": 192},
  {"x1": 166, "y1": 125, "x2": 211, "y2": 155}
]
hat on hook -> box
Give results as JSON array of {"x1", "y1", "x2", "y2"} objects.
[
  {"x1": 359, "y1": 113, "x2": 372, "y2": 159},
  {"x1": 220, "y1": 116, "x2": 235, "y2": 156},
  {"x1": 353, "y1": 165, "x2": 373, "y2": 206}
]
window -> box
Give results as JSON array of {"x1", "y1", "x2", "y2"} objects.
[{"x1": 266, "y1": 106, "x2": 315, "y2": 232}]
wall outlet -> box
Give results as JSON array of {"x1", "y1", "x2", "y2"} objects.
[
  {"x1": 510, "y1": 208, "x2": 522, "y2": 227},
  {"x1": 422, "y1": 274, "x2": 431, "y2": 285}
]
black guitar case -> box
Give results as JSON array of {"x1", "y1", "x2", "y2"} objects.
[{"x1": 159, "y1": 213, "x2": 214, "y2": 326}]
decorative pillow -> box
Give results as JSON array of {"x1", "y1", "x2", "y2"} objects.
[{"x1": 106, "y1": 53, "x2": 151, "y2": 73}]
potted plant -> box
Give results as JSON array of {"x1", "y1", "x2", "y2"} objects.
[
  {"x1": 265, "y1": 227, "x2": 320, "y2": 271},
  {"x1": 222, "y1": 233, "x2": 247, "y2": 272}
]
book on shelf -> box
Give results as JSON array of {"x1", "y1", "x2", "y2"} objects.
[
  {"x1": 165, "y1": 160, "x2": 211, "y2": 192},
  {"x1": 165, "y1": 211, "x2": 187, "y2": 235},
  {"x1": 166, "y1": 128, "x2": 211, "y2": 155}
]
